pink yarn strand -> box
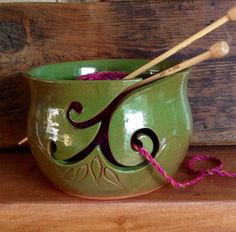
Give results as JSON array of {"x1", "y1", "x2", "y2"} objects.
[{"x1": 133, "y1": 144, "x2": 236, "y2": 188}]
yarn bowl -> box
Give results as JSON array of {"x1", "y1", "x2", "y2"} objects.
[{"x1": 26, "y1": 59, "x2": 192, "y2": 199}]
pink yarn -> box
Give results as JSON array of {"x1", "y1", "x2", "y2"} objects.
[
  {"x1": 78, "y1": 71, "x2": 128, "y2": 80},
  {"x1": 79, "y1": 71, "x2": 236, "y2": 188},
  {"x1": 133, "y1": 144, "x2": 236, "y2": 188}
]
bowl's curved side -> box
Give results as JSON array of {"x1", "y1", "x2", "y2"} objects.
[{"x1": 27, "y1": 61, "x2": 192, "y2": 199}]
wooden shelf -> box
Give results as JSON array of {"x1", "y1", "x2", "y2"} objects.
[{"x1": 0, "y1": 146, "x2": 236, "y2": 231}]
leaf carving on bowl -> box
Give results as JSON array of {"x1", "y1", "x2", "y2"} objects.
[
  {"x1": 62, "y1": 167, "x2": 74, "y2": 181},
  {"x1": 103, "y1": 167, "x2": 121, "y2": 187},
  {"x1": 159, "y1": 135, "x2": 182, "y2": 153},
  {"x1": 75, "y1": 164, "x2": 89, "y2": 182},
  {"x1": 90, "y1": 156, "x2": 103, "y2": 185}
]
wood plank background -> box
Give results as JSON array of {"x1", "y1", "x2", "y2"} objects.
[{"x1": 1, "y1": 1, "x2": 236, "y2": 147}]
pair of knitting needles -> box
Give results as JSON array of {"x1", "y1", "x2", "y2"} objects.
[
  {"x1": 122, "y1": 6, "x2": 236, "y2": 87},
  {"x1": 18, "y1": 6, "x2": 236, "y2": 145}
]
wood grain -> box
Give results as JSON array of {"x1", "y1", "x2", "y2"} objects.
[
  {"x1": 1, "y1": 1, "x2": 236, "y2": 147},
  {"x1": 0, "y1": 146, "x2": 236, "y2": 231}
]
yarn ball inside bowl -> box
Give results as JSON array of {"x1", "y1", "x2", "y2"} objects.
[{"x1": 78, "y1": 71, "x2": 128, "y2": 80}]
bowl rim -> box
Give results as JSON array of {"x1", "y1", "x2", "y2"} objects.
[{"x1": 24, "y1": 58, "x2": 190, "y2": 84}]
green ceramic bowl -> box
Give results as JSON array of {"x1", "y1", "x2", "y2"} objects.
[{"x1": 26, "y1": 59, "x2": 192, "y2": 199}]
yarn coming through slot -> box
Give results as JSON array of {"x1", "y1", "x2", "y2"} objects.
[{"x1": 78, "y1": 71, "x2": 236, "y2": 188}]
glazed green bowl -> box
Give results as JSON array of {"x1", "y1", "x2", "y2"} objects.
[{"x1": 26, "y1": 59, "x2": 192, "y2": 199}]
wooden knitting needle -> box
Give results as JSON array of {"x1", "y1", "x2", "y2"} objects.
[
  {"x1": 123, "y1": 6, "x2": 236, "y2": 80},
  {"x1": 18, "y1": 137, "x2": 28, "y2": 145},
  {"x1": 124, "y1": 41, "x2": 229, "y2": 92}
]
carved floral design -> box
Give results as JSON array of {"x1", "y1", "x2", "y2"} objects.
[
  {"x1": 103, "y1": 167, "x2": 121, "y2": 187},
  {"x1": 76, "y1": 164, "x2": 89, "y2": 182},
  {"x1": 90, "y1": 156, "x2": 102, "y2": 184},
  {"x1": 61, "y1": 155, "x2": 121, "y2": 187}
]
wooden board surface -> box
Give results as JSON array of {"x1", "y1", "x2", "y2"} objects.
[
  {"x1": 0, "y1": 146, "x2": 236, "y2": 231},
  {"x1": 1, "y1": 1, "x2": 236, "y2": 147}
]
